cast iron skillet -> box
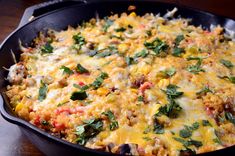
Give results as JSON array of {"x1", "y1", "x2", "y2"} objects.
[{"x1": 0, "y1": 0, "x2": 235, "y2": 155}]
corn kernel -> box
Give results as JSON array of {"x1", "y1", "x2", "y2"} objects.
[
  {"x1": 183, "y1": 46, "x2": 197, "y2": 58},
  {"x1": 99, "y1": 131, "x2": 109, "y2": 139},
  {"x1": 118, "y1": 43, "x2": 128, "y2": 53},
  {"x1": 97, "y1": 87, "x2": 109, "y2": 96},
  {"x1": 157, "y1": 79, "x2": 169, "y2": 88},
  {"x1": 158, "y1": 25, "x2": 172, "y2": 33},
  {"x1": 130, "y1": 88, "x2": 138, "y2": 94},
  {"x1": 184, "y1": 91, "x2": 196, "y2": 98},
  {"x1": 106, "y1": 94, "x2": 116, "y2": 102},
  {"x1": 138, "y1": 65, "x2": 151, "y2": 75},
  {"x1": 15, "y1": 103, "x2": 24, "y2": 112},
  {"x1": 129, "y1": 12, "x2": 136, "y2": 17}
]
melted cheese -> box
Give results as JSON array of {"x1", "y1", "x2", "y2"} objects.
[{"x1": 6, "y1": 11, "x2": 235, "y2": 156}]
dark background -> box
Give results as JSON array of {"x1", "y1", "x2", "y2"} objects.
[{"x1": 0, "y1": 0, "x2": 234, "y2": 155}]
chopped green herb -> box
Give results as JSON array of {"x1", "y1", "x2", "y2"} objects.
[
  {"x1": 202, "y1": 120, "x2": 212, "y2": 126},
  {"x1": 225, "y1": 111, "x2": 235, "y2": 125},
  {"x1": 173, "y1": 137, "x2": 189, "y2": 147},
  {"x1": 171, "y1": 131, "x2": 175, "y2": 135},
  {"x1": 175, "y1": 35, "x2": 184, "y2": 46},
  {"x1": 187, "y1": 65, "x2": 205, "y2": 74},
  {"x1": 81, "y1": 85, "x2": 90, "y2": 91},
  {"x1": 172, "y1": 47, "x2": 185, "y2": 57},
  {"x1": 156, "y1": 99, "x2": 182, "y2": 118},
  {"x1": 218, "y1": 115, "x2": 226, "y2": 123},
  {"x1": 70, "y1": 91, "x2": 87, "y2": 101},
  {"x1": 41, "y1": 120, "x2": 49, "y2": 126},
  {"x1": 125, "y1": 56, "x2": 135, "y2": 65},
  {"x1": 144, "y1": 38, "x2": 169, "y2": 57},
  {"x1": 172, "y1": 35, "x2": 185, "y2": 57},
  {"x1": 219, "y1": 76, "x2": 235, "y2": 84},
  {"x1": 41, "y1": 43, "x2": 53, "y2": 54},
  {"x1": 163, "y1": 84, "x2": 184, "y2": 99},
  {"x1": 108, "y1": 45, "x2": 118, "y2": 53},
  {"x1": 115, "y1": 27, "x2": 126, "y2": 32},
  {"x1": 143, "y1": 126, "x2": 151, "y2": 134},
  {"x1": 96, "y1": 51, "x2": 112, "y2": 57},
  {"x1": 163, "y1": 67, "x2": 176, "y2": 77},
  {"x1": 213, "y1": 130, "x2": 222, "y2": 145},
  {"x1": 157, "y1": 84, "x2": 183, "y2": 118},
  {"x1": 100, "y1": 72, "x2": 109, "y2": 79},
  {"x1": 179, "y1": 129, "x2": 192, "y2": 138},
  {"x1": 153, "y1": 123, "x2": 164, "y2": 134},
  {"x1": 73, "y1": 84, "x2": 81, "y2": 89},
  {"x1": 188, "y1": 139, "x2": 203, "y2": 147},
  {"x1": 102, "y1": 110, "x2": 119, "y2": 130},
  {"x1": 186, "y1": 56, "x2": 204, "y2": 61},
  {"x1": 87, "y1": 50, "x2": 98, "y2": 57},
  {"x1": 186, "y1": 123, "x2": 199, "y2": 131},
  {"x1": 196, "y1": 86, "x2": 213, "y2": 96},
  {"x1": 220, "y1": 59, "x2": 233, "y2": 69},
  {"x1": 186, "y1": 56, "x2": 205, "y2": 74},
  {"x1": 38, "y1": 80, "x2": 48, "y2": 101},
  {"x1": 91, "y1": 72, "x2": 109, "y2": 89},
  {"x1": 143, "y1": 137, "x2": 152, "y2": 141},
  {"x1": 103, "y1": 17, "x2": 114, "y2": 32},
  {"x1": 73, "y1": 33, "x2": 85, "y2": 50},
  {"x1": 146, "y1": 30, "x2": 152, "y2": 37},
  {"x1": 60, "y1": 66, "x2": 74, "y2": 75},
  {"x1": 57, "y1": 101, "x2": 68, "y2": 107},
  {"x1": 102, "y1": 110, "x2": 115, "y2": 122},
  {"x1": 153, "y1": 117, "x2": 165, "y2": 134},
  {"x1": 110, "y1": 35, "x2": 124, "y2": 41},
  {"x1": 75, "y1": 118, "x2": 103, "y2": 145},
  {"x1": 192, "y1": 122, "x2": 200, "y2": 130},
  {"x1": 134, "y1": 49, "x2": 148, "y2": 58},
  {"x1": 73, "y1": 84, "x2": 90, "y2": 91},
  {"x1": 228, "y1": 76, "x2": 235, "y2": 84},
  {"x1": 213, "y1": 138, "x2": 222, "y2": 144},
  {"x1": 174, "y1": 137, "x2": 202, "y2": 148},
  {"x1": 76, "y1": 64, "x2": 89, "y2": 74},
  {"x1": 179, "y1": 122, "x2": 199, "y2": 138},
  {"x1": 138, "y1": 96, "x2": 144, "y2": 102},
  {"x1": 90, "y1": 82, "x2": 102, "y2": 91},
  {"x1": 128, "y1": 24, "x2": 133, "y2": 28},
  {"x1": 110, "y1": 121, "x2": 119, "y2": 131}
]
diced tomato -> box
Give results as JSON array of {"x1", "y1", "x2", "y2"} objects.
[
  {"x1": 53, "y1": 121, "x2": 65, "y2": 130},
  {"x1": 78, "y1": 81, "x2": 85, "y2": 86},
  {"x1": 186, "y1": 38, "x2": 194, "y2": 44},
  {"x1": 33, "y1": 115, "x2": 40, "y2": 126},
  {"x1": 75, "y1": 107, "x2": 84, "y2": 114},
  {"x1": 70, "y1": 106, "x2": 84, "y2": 114},
  {"x1": 205, "y1": 107, "x2": 214, "y2": 116},
  {"x1": 139, "y1": 82, "x2": 153, "y2": 93},
  {"x1": 55, "y1": 107, "x2": 70, "y2": 115},
  {"x1": 55, "y1": 107, "x2": 84, "y2": 115},
  {"x1": 139, "y1": 24, "x2": 145, "y2": 29}
]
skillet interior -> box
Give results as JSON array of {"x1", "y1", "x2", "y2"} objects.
[{"x1": 0, "y1": 0, "x2": 235, "y2": 155}]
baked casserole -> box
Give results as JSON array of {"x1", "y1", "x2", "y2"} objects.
[{"x1": 5, "y1": 9, "x2": 235, "y2": 155}]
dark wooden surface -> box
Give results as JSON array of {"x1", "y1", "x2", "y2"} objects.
[{"x1": 0, "y1": 0, "x2": 234, "y2": 155}]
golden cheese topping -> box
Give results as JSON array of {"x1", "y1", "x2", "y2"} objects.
[{"x1": 6, "y1": 10, "x2": 235, "y2": 156}]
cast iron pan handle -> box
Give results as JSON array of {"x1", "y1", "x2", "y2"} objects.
[{"x1": 18, "y1": 0, "x2": 87, "y2": 27}]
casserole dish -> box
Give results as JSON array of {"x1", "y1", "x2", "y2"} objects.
[{"x1": 0, "y1": 0, "x2": 235, "y2": 155}]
